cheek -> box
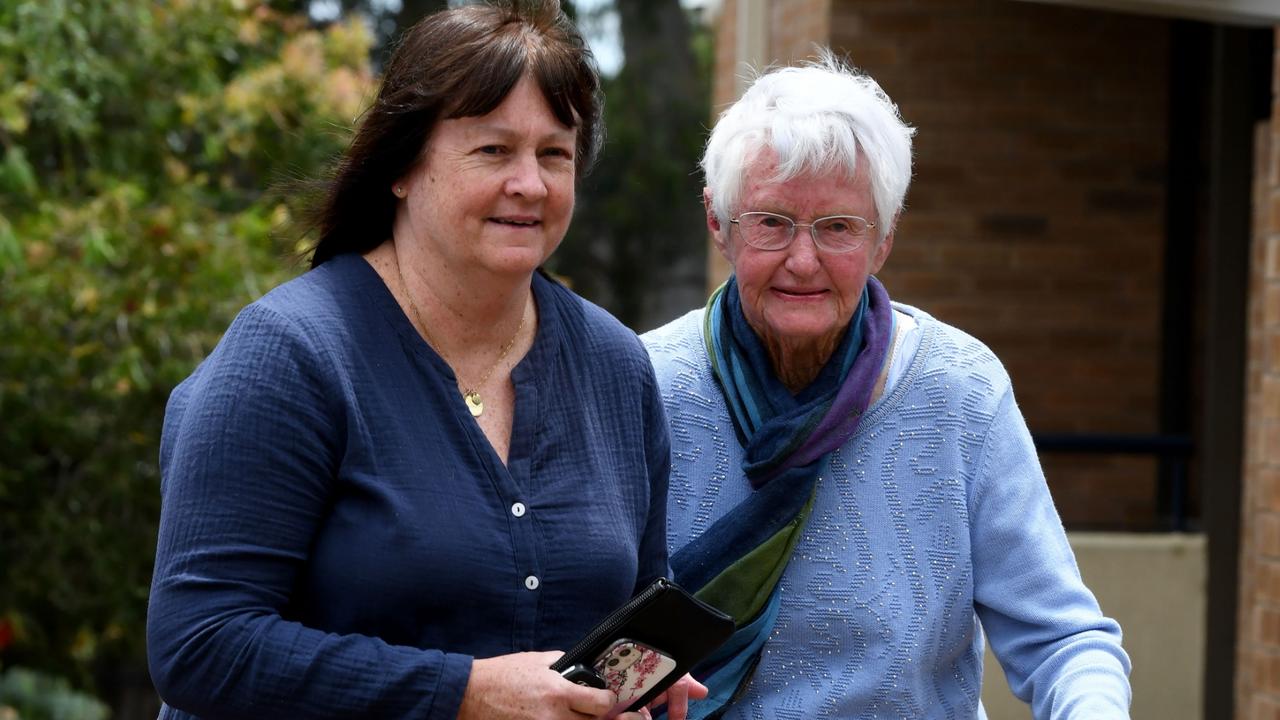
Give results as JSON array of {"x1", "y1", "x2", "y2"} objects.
[
  {"x1": 551, "y1": 178, "x2": 575, "y2": 216},
  {"x1": 559, "y1": 188, "x2": 575, "y2": 218},
  {"x1": 732, "y1": 252, "x2": 778, "y2": 303},
  {"x1": 832, "y1": 262, "x2": 871, "y2": 312}
]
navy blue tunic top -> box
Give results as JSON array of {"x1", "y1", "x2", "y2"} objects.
[{"x1": 147, "y1": 254, "x2": 671, "y2": 719}]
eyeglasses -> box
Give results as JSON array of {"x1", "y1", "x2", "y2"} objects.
[{"x1": 729, "y1": 211, "x2": 877, "y2": 254}]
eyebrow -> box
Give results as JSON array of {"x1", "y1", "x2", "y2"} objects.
[
  {"x1": 468, "y1": 123, "x2": 576, "y2": 145},
  {"x1": 750, "y1": 207, "x2": 864, "y2": 219}
]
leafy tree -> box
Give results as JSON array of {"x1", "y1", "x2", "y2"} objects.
[
  {"x1": 0, "y1": 0, "x2": 712, "y2": 710},
  {"x1": 0, "y1": 667, "x2": 110, "y2": 720},
  {"x1": 0, "y1": 0, "x2": 375, "y2": 702},
  {"x1": 280, "y1": 0, "x2": 447, "y2": 58}
]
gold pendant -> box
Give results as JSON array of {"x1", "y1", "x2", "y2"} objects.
[{"x1": 464, "y1": 391, "x2": 484, "y2": 417}]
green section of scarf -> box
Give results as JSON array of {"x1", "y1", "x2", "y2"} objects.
[
  {"x1": 695, "y1": 490, "x2": 817, "y2": 623},
  {"x1": 663, "y1": 275, "x2": 893, "y2": 720}
]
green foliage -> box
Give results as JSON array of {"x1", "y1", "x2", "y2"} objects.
[
  {"x1": 0, "y1": 0, "x2": 375, "y2": 694},
  {"x1": 0, "y1": 667, "x2": 110, "y2": 720}
]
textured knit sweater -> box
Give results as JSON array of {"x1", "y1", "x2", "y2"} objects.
[{"x1": 642, "y1": 304, "x2": 1131, "y2": 720}]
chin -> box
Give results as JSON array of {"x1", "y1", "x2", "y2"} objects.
[
  {"x1": 486, "y1": 246, "x2": 556, "y2": 276},
  {"x1": 763, "y1": 312, "x2": 841, "y2": 342}
]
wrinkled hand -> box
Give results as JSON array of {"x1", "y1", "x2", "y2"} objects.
[
  {"x1": 637, "y1": 674, "x2": 708, "y2": 720},
  {"x1": 457, "y1": 651, "x2": 615, "y2": 720}
]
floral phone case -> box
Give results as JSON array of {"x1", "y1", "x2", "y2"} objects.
[
  {"x1": 593, "y1": 638, "x2": 678, "y2": 716},
  {"x1": 548, "y1": 578, "x2": 734, "y2": 714}
]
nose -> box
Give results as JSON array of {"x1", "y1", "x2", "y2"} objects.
[
  {"x1": 783, "y1": 226, "x2": 821, "y2": 275},
  {"x1": 504, "y1": 153, "x2": 548, "y2": 200}
]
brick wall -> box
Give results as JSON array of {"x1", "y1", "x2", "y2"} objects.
[
  {"x1": 710, "y1": 0, "x2": 1172, "y2": 527},
  {"x1": 708, "y1": 0, "x2": 832, "y2": 107},
  {"x1": 708, "y1": 0, "x2": 834, "y2": 286},
  {"x1": 708, "y1": 0, "x2": 739, "y2": 286},
  {"x1": 837, "y1": 0, "x2": 1170, "y2": 528},
  {"x1": 1236, "y1": 27, "x2": 1280, "y2": 720},
  {"x1": 710, "y1": 0, "x2": 740, "y2": 116},
  {"x1": 770, "y1": 0, "x2": 831, "y2": 65}
]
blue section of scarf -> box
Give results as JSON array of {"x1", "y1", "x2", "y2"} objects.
[{"x1": 658, "y1": 275, "x2": 893, "y2": 720}]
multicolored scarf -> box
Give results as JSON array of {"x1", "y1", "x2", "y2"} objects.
[{"x1": 664, "y1": 275, "x2": 893, "y2": 719}]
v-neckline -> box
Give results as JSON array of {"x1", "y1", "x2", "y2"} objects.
[{"x1": 352, "y1": 253, "x2": 559, "y2": 484}]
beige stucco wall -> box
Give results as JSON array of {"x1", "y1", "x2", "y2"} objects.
[{"x1": 982, "y1": 533, "x2": 1207, "y2": 719}]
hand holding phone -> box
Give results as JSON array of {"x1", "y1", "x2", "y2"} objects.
[
  {"x1": 547, "y1": 578, "x2": 733, "y2": 716},
  {"x1": 593, "y1": 639, "x2": 678, "y2": 716}
]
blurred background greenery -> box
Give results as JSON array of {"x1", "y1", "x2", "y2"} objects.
[{"x1": 0, "y1": 0, "x2": 710, "y2": 716}]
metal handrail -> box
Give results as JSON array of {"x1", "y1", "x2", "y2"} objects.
[{"x1": 1032, "y1": 433, "x2": 1194, "y2": 531}]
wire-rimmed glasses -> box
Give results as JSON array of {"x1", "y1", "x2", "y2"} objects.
[{"x1": 729, "y1": 211, "x2": 877, "y2": 254}]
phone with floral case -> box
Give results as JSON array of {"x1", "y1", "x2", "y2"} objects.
[
  {"x1": 548, "y1": 578, "x2": 734, "y2": 715},
  {"x1": 593, "y1": 638, "x2": 678, "y2": 717}
]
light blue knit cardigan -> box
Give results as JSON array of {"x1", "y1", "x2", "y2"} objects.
[{"x1": 642, "y1": 304, "x2": 1132, "y2": 720}]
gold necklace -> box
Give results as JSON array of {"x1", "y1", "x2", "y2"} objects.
[{"x1": 395, "y1": 259, "x2": 526, "y2": 418}]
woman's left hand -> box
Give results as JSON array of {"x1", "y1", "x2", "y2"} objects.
[{"x1": 613, "y1": 674, "x2": 708, "y2": 720}]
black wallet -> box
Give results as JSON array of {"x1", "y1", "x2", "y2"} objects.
[{"x1": 550, "y1": 577, "x2": 734, "y2": 714}]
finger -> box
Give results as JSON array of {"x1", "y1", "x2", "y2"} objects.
[
  {"x1": 681, "y1": 675, "x2": 709, "y2": 700},
  {"x1": 665, "y1": 681, "x2": 689, "y2": 720},
  {"x1": 663, "y1": 675, "x2": 707, "y2": 720},
  {"x1": 565, "y1": 685, "x2": 614, "y2": 718}
]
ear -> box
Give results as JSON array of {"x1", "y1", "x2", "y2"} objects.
[
  {"x1": 704, "y1": 187, "x2": 730, "y2": 259},
  {"x1": 869, "y1": 224, "x2": 895, "y2": 275}
]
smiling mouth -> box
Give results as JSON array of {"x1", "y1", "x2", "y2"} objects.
[
  {"x1": 491, "y1": 217, "x2": 540, "y2": 227},
  {"x1": 774, "y1": 288, "x2": 827, "y2": 298}
]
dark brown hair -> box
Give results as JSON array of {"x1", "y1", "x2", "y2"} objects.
[{"x1": 307, "y1": 0, "x2": 602, "y2": 267}]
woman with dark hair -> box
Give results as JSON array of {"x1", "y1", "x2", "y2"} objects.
[{"x1": 146, "y1": 2, "x2": 698, "y2": 718}]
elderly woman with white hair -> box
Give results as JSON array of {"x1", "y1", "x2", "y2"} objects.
[{"x1": 643, "y1": 55, "x2": 1132, "y2": 719}]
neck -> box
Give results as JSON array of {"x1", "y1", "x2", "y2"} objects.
[
  {"x1": 396, "y1": 244, "x2": 531, "y2": 347},
  {"x1": 366, "y1": 240, "x2": 534, "y2": 362},
  {"x1": 758, "y1": 328, "x2": 845, "y2": 394}
]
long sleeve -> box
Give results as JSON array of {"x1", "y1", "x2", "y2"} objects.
[
  {"x1": 636, "y1": 353, "x2": 673, "y2": 591},
  {"x1": 649, "y1": 305, "x2": 1134, "y2": 719},
  {"x1": 148, "y1": 303, "x2": 470, "y2": 720},
  {"x1": 970, "y1": 387, "x2": 1132, "y2": 719},
  {"x1": 151, "y1": 259, "x2": 673, "y2": 720}
]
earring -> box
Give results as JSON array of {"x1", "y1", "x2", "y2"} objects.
[{"x1": 394, "y1": 184, "x2": 406, "y2": 198}]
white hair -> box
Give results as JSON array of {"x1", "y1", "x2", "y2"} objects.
[{"x1": 701, "y1": 52, "x2": 915, "y2": 240}]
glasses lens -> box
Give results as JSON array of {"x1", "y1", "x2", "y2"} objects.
[
  {"x1": 738, "y1": 213, "x2": 793, "y2": 250},
  {"x1": 814, "y1": 216, "x2": 870, "y2": 252}
]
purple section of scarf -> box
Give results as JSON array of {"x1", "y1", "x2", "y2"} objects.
[{"x1": 753, "y1": 277, "x2": 892, "y2": 488}]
